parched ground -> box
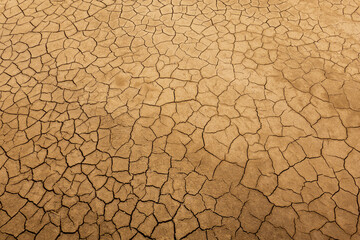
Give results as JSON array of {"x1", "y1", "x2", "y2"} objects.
[{"x1": 0, "y1": 0, "x2": 360, "y2": 239}]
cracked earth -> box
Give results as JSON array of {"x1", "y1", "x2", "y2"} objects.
[{"x1": 0, "y1": 0, "x2": 360, "y2": 239}]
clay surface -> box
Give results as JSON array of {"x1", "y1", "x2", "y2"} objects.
[{"x1": 0, "y1": 0, "x2": 360, "y2": 239}]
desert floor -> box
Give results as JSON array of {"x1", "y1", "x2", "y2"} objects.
[{"x1": 0, "y1": 0, "x2": 360, "y2": 239}]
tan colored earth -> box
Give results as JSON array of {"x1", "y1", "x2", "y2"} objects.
[{"x1": 1, "y1": 0, "x2": 360, "y2": 239}]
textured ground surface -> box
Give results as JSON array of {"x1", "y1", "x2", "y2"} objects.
[{"x1": 0, "y1": 0, "x2": 360, "y2": 239}]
